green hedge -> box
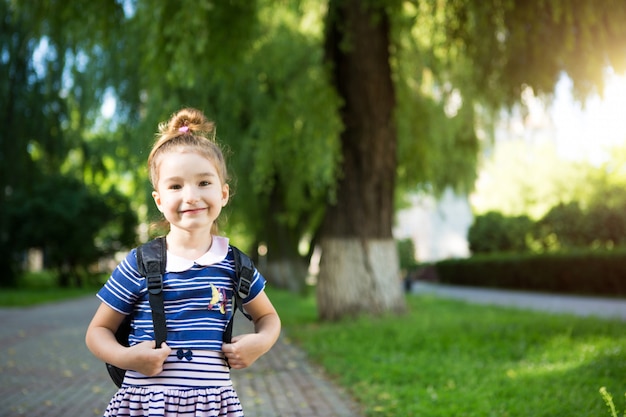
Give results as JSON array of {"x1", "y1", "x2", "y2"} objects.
[{"x1": 434, "y1": 249, "x2": 626, "y2": 296}]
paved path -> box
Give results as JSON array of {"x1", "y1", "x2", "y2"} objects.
[
  {"x1": 412, "y1": 282, "x2": 626, "y2": 320},
  {"x1": 0, "y1": 296, "x2": 361, "y2": 417}
]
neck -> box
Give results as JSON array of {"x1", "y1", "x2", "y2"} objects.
[{"x1": 165, "y1": 228, "x2": 213, "y2": 260}]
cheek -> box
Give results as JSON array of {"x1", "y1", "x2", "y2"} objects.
[
  {"x1": 159, "y1": 196, "x2": 175, "y2": 210},
  {"x1": 152, "y1": 191, "x2": 172, "y2": 212}
]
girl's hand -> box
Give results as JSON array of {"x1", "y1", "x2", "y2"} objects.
[
  {"x1": 222, "y1": 291, "x2": 281, "y2": 369},
  {"x1": 128, "y1": 341, "x2": 172, "y2": 376},
  {"x1": 222, "y1": 334, "x2": 267, "y2": 369},
  {"x1": 86, "y1": 303, "x2": 173, "y2": 377}
]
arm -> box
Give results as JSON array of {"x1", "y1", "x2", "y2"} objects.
[
  {"x1": 222, "y1": 291, "x2": 281, "y2": 369},
  {"x1": 85, "y1": 302, "x2": 171, "y2": 376}
]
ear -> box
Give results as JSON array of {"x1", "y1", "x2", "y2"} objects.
[
  {"x1": 221, "y1": 184, "x2": 230, "y2": 207},
  {"x1": 152, "y1": 190, "x2": 163, "y2": 212}
]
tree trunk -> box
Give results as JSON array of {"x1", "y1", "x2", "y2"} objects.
[
  {"x1": 263, "y1": 227, "x2": 308, "y2": 294},
  {"x1": 262, "y1": 184, "x2": 308, "y2": 293},
  {"x1": 263, "y1": 258, "x2": 308, "y2": 293},
  {"x1": 317, "y1": 238, "x2": 405, "y2": 320},
  {"x1": 318, "y1": 0, "x2": 406, "y2": 320}
]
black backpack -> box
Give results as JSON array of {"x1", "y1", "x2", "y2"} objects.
[{"x1": 105, "y1": 237, "x2": 254, "y2": 387}]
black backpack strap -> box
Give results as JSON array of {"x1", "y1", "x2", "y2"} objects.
[
  {"x1": 232, "y1": 246, "x2": 254, "y2": 311},
  {"x1": 223, "y1": 246, "x2": 253, "y2": 344},
  {"x1": 136, "y1": 236, "x2": 168, "y2": 348}
]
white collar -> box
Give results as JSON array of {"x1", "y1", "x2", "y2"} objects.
[{"x1": 165, "y1": 235, "x2": 230, "y2": 272}]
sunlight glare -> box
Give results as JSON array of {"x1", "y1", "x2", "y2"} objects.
[
  {"x1": 552, "y1": 72, "x2": 626, "y2": 164},
  {"x1": 101, "y1": 89, "x2": 116, "y2": 119}
]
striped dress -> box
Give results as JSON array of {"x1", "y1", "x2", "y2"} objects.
[{"x1": 97, "y1": 236, "x2": 265, "y2": 417}]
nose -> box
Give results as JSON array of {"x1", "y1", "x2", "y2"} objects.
[{"x1": 183, "y1": 186, "x2": 198, "y2": 203}]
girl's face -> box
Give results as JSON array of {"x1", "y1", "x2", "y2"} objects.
[{"x1": 152, "y1": 150, "x2": 229, "y2": 234}]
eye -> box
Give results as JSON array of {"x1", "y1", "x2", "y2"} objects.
[
  {"x1": 169, "y1": 184, "x2": 182, "y2": 190},
  {"x1": 199, "y1": 180, "x2": 211, "y2": 187}
]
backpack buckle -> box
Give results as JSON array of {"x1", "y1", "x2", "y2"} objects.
[
  {"x1": 147, "y1": 274, "x2": 162, "y2": 294},
  {"x1": 146, "y1": 260, "x2": 162, "y2": 295},
  {"x1": 238, "y1": 265, "x2": 253, "y2": 299}
]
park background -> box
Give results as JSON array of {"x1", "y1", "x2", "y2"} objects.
[{"x1": 3, "y1": 1, "x2": 626, "y2": 415}]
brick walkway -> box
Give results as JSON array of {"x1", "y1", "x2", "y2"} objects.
[{"x1": 0, "y1": 296, "x2": 362, "y2": 417}]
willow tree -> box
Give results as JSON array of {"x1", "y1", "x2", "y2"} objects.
[
  {"x1": 315, "y1": 0, "x2": 626, "y2": 320},
  {"x1": 0, "y1": 1, "x2": 43, "y2": 284},
  {"x1": 4, "y1": 0, "x2": 142, "y2": 284}
]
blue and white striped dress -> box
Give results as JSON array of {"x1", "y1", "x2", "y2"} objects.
[{"x1": 97, "y1": 236, "x2": 265, "y2": 417}]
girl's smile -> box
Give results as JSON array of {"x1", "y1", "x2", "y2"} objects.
[
  {"x1": 180, "y1": 207, "x2": 207, "y2": 215},
  {"x1": 178, "y1": 207, "x2": 210, "y2": 221}
]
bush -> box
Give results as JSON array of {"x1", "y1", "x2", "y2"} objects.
[
  {"x1": 468, "y1": 211, "x2": 533, "y2": 254},
  {"x1": 586, "y1": 203, "x2": 626, "y2": 248},
  {"x1": 535, "y1": 202, "x2": 588, "y2": 249},
  {"x1": 397, "y1": 238, "x2": 417, "y2": 271},
  {"x1": 4, "y1": 175, "x2": 137, "y2": 287},
  {"x1": 435, "y1": 249, "x2": 626, "y2": 296}
]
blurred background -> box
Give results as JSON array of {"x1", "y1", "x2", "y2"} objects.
[{"x1": 3, "y1": 0, "x2": 626, "y2": 318}]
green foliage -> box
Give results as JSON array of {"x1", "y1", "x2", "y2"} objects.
[
  {"x1": 471, "y1": 164, "x2": 626, "y2": 254},
  {"x1": 436, "y1": 249, "x2": 626, "y2": 296},
  {"x1": 600, "y1": 387, "x2": 626, "y2": 417},
  {"x1": 131, "y1": 0, "x2": 259, "y2": 89},
  {"x1": 469, "y1": 138, "x2": 626, "y2": 256},
  {"x1": 1, "y1": 0, "x2": 146, "y2": 286},
  {"x1": 394, "y1": 2, "x2": 480, "y2": 196},
  {"x1": 0, "y1": 1, "x2": 56, "y2": 285},
  {"x1": 473, "y1": 140, "x2": 626, "y2": 242},
  {"x1": 440, "y1": 0, "x2": 626, "y2": 104},
  {"x1": 0, "y1": 270, "x2": 100, "y2": 306},
  {"x1": 468, "y1": 211, "x2": 533, "y2": 254},
  {"x1": 535, "y1": 202, "x2": 588, "y2": 250},
  {"x1": 0, "y1": 287, "x2": 97, "y2": 307},
  {"x1": 271, "y1": 288, "x2": 626, "y2": 416},
  {"x1": 396, "y1": 238, "x2": 417, "y2": 271},
  {"x1": 223, "y1": 2, "x2": 342, "y2": 234},
  {"x1": 586, "y1": 203, "x2": 626, "y2": 248},
  {"x1": 4, "y1": 175, "x2": 137, "y2": 287}
]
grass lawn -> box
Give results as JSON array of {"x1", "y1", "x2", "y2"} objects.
[
  {"x1": 0, "y1": 271, "x2": 98, "y2": 307},
  {"x1": 267, "y1": 287, "x2": 626, "y2": 417},
  {"x1": 0, "y1": 287, "x2": 96, "y2": 306}
]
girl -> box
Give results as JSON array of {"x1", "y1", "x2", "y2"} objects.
[{"x1": 86, "y1": 107, "x2": 281, "y2": 416}]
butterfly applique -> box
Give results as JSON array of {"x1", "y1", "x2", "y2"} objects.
[{"x1": 208, "y1": 283, "x2": 227, "y2": 314}]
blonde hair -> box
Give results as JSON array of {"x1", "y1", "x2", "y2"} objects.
[
  {"x1": 148, "y1": 108, "x2": 229, "y2": 189},
  {"x1": 148, "y1": 108, "x2": 229, "y2": 235}
]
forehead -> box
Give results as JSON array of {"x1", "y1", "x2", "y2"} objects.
[{"x1": 156, "y1": 150, "x2": 220, "y2": 177}]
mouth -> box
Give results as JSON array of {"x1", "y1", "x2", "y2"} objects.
[{"x1": 180, "y1": 207, "x2": 207, "y2": 215}]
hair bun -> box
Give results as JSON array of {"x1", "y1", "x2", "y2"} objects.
[{"x1": 160, "y1": 108, "x2": 216, "y2": 140}]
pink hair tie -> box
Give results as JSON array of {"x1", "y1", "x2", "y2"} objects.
[{"x1": 179, "y1": 126, "x2": 189, "y2": 133}]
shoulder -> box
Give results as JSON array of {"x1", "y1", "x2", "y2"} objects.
[
  {"x1": 116, "y1": 247, "x2": 141, "y2": 276},
  {"x1": 229, "y1": 245, "x2": 254, "y2": 270}
]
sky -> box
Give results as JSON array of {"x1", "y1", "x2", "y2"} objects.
[{"x1": 545, "y1": 71, "x2": 626, "y2": 164}]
